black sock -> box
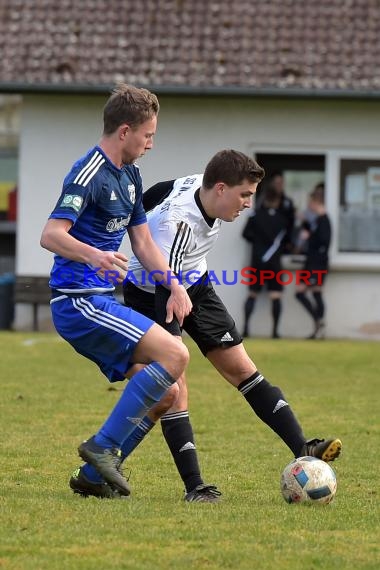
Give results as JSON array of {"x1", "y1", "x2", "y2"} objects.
[
  {"x1": 295, "y1": 291, "x2": 317, "y2": 320},
  {"x1": 161, "y1": 411, "x2": 203, "y2": 493},
  {"x1": 238, "y1": 371, "x2": 305, "y2": 456},
  {"x1": 243, "y1": 296, "x2": 256, "y2": 334},
  {"x1": 312, "y1": 291, "x2": 324, "y2": 320},
  {"x1": 271, "y1": 298, "x2": 281, "y2": 337}
]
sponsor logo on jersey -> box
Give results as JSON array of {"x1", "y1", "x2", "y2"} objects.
[
  {"x1": 60, "y1": 194, "x2": 83, "y2": 212},
  {"x1": 106, "y1": 216, "x2": 131, "y2": 232},
  {"x1": 128, "y1": 184, "x2": 136, "y2": 203},
  {"x1": 110, "y1": 190, "x2": 117, "y2": 200}
]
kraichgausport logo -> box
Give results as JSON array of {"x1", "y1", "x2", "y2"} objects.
[{"x1": 52, "y1": 267, "x2": 327, "y2": 287}]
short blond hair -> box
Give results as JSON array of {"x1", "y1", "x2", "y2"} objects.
[{"x1": 103, "y1": 83, "x2": 160, "y2": 134}]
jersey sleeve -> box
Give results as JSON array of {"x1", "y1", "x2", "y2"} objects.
[
  {"x1": 143, "y1": 180, "x2": 175, "y2": 212},
  {"x1": 48, "y1": 182, "x2": 92, "y2": 223}
]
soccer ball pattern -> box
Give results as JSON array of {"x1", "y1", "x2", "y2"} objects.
[{"x1": 280, "y1": 456, "x2": 337, "y2": 504}]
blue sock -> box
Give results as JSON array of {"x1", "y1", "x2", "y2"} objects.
[
  {"x1": 81, "y1": 416, "x2": 156, "y2": 483},
  {"x1": 82, "y1": 462, "x2": 103, "y2": 483},
  {"x1": 94, "y1": 362, "x2": 174, "y2": 448},
  {"x1": 120, "y1": 416, "x2": 155, "y2": 461}
]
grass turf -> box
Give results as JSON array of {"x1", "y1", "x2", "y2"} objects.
[{"x1": 0, "y1": 332, "x2": 379, "y2": 569}]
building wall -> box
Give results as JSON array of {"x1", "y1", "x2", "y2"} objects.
[{"x1": 15, "y1": 94, "x2": 380, "y2": 338}]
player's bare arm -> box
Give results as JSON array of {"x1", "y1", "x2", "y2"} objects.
[
  {"x1": 40, "y1": 218, "x2": 128, "y2": 282},
  {"x1": 128, "y1": 222, "x2": 192, "y2": 324}
]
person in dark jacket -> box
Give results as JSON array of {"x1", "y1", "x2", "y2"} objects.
[
  {"x1": 256, "y1": 170, "x2": 296, "y2": 253},
  {"x1": 295, "y1": 184, "x2": 331, "y2": 339},
  {"x1": 242, "y1": 179, "x2": 294, "y2": 339}
]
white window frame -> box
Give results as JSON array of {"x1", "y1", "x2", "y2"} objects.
[
  {"x1": 328, "y1": 149, "x2": 380, "y2": 270},
  {"x1": 249, "y1": 144, "x2": 380, "y2": 272}
]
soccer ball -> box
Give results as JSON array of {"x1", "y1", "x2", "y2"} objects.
[{"x1": 280, "y1": 456, "x2": 337, "y2": 504}]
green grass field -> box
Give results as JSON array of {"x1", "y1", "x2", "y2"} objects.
[{"x1": 1, "y1": 332, "x2": 379, "y2": 570}]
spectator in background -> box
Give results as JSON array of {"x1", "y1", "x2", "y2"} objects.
[
  {"x1": 294, "y1": 182, "x2": 325, "y2": 253},
  {"x1": 295, "y1": 184, "x2": 331, "y2": 339},
  {"x1": 242, "y1": 174, "x2": 295, "y2": 339},
  {"x1": 260, "y1": 172, "x2": 295, "y2": 252}
]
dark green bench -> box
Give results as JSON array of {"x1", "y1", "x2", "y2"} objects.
[{"x1": 14, "y1": 275, "x2": 51, "y2": 331}]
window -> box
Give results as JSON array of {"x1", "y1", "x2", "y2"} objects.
[
  {"x1": 0, "y1": 95, "x2": 20, "y2": 273},
  {"x1": 339, "y1": 158, "x2": 380, "y2": 253},
  {"x1": 254, "y1": 152, "x2": 325, "y2": 251},
  {"x1": 0, "y1": 95, "x2": 20, "y2": 220},
  {"x1": 255, "y1": 153, "x2": 325, "y2": 212},
  {"x1": 251, "y1": 147, "x2": 380, "y2": 269},
  {"x1": 0, "y1": 152, "x2": 18, "y2": 220}
]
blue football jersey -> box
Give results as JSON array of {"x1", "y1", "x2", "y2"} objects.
[{"x1": 48, "y1": 146, "x2": 146, "y2": 292}]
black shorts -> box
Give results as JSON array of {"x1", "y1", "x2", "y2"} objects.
[
  {"x1": 248, "y1": 257, "x2": 284, "y2": 293},
  {"x1": 123, "y1": 274, "x2": 242, "y2": 356},
  {"x1": 304, "y1": 260, "x2": 329, "y2": 287}
]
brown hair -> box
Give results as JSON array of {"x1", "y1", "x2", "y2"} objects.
[
  {"x1": 311, "y1": 182, "x2": 325, "y2": 203},
  {"x1": 202, "y1": 150, "x2": 265, "y2": 189},
  {"x1": 263, "y1": 185, "x2": 281, "y2": 206},
  {"x1": 103, "y1": 83, "x2": 160, "y2": 135}
]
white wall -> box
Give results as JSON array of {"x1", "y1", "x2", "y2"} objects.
[
  {"x1": 17, "y1": 95, "x2": 104, "y2": 275},
  {"x1": 15, "y1": 94, "x2": 380, "y2": 338}
]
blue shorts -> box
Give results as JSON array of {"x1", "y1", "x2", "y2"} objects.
[{"x1": 50, "y1": 292, "x2": 154, "y2": 382}]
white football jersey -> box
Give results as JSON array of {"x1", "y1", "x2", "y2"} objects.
[{"x1": 128, "y1": 174, "x2": 222, "y2": 291}]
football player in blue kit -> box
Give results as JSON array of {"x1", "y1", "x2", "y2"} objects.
[
  {"x1": 40, "y1": 83, "x2": 192, "y2": 498},
  {"x1": 75, "y1": 149, "x2": 342, "y2": 502}
]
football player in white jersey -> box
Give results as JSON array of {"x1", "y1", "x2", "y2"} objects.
[{"x1": 77, "y1": 149, "x2": 342, "y2": 502}]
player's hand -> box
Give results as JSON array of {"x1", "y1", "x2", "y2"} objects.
[
  {"x1": 165, "y1": 284, "x2": 192, "y2": 326},
  {"x1": 89, "y1": 250, "x2": 128, "y2": 283},
  {"x1": 111, "y1": 252, "x2": 129, "y2": 282}
]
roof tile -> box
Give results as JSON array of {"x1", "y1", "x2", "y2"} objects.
[{"x1": 0, "y1": 0, "x2": 379, "y2": 93}]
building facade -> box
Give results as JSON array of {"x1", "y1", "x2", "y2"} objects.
[{"x1": 10, "y1": 92, "x2": 380, "y2": 338}]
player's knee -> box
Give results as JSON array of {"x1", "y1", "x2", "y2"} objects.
[
  {"x1": 161, "y1": 340, "x2": 189, "y2": 379},
  {"x1": 173, "y1": 342, "x2": 190, "y2": 373}
]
